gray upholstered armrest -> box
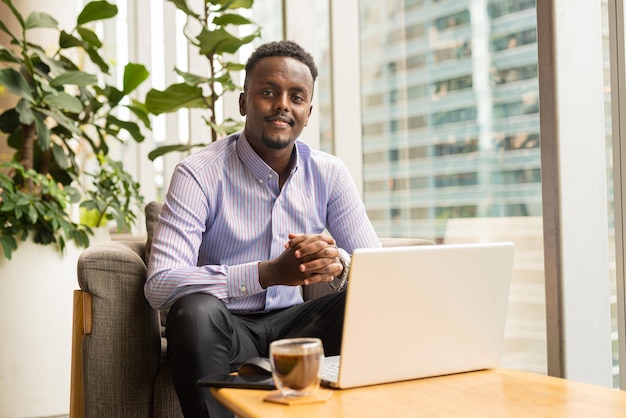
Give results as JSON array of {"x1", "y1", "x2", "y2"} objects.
[{"x1": 77, "y1": 241, "x2": 161, "y2": 416}]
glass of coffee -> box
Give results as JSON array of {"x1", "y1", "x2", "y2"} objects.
[{"x1": 269, "y1": 337, "x2": 324, "y2": 397}]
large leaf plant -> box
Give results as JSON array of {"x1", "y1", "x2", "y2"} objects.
[
  {"x1": 145, "y1": 0, "x2": 260, "y2": 160},
  {"x1": 0, "y1": 0, "x2": 150, "y2": 259}
]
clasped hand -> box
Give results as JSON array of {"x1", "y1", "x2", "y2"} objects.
[{"x1": 258, "y1": 233, "x2": 343, "y2": 288}]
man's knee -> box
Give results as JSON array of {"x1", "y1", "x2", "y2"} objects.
[
  {"x1": 166, "y1": 293, "x2": 232, "y2": 343},
  {"x1": 168, "y1": 293, "x2": 227, "y2": 322}
]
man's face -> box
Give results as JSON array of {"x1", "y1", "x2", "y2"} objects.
[{"x1": 239, "y1": 56, "x2": 314, "y2": 150}]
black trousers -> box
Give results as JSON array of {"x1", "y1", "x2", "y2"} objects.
[{"x1": 166, "y1": 291, "x2": 346, "y2": 418}]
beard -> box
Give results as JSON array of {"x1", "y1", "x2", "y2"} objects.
[{"x1": 261, "y1": 133, "x2": 292, "y2": 150}]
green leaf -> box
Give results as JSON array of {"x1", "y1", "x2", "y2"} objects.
[
  {"x1": 148, "y1": 143, "x2": 206, "y2": 161},
  {"x1": 73, "y1": 229, "x2": 91, "y2": 248},
  {"x1": 43, "y1": 92, "x2": 83, "y2": 113},
  {"x1": 238, "y1": 31, "x2": 261, "y2": 48},
  {"x1": 0, "y1": 68, "x2": 34, "y2": 101},
  {"x1": 37, "y1": 107, "x2": 82, "y2": 137},
  {"x1": 27, "y1": 204, "x2": 38, "y2": 224},
  {"x1": 214, "y1": 0, "x2": 254, "y2": 9},
  {"x1": 198, "y1": 27, "x2": 242, "y2": 55},
  {"x1": 198, "y1": 27, "x2": 257, "y2": 55},
  {"x1": 174, "y1": 68, "x2": 209, "y2": 85},
  {"x1": 59, "y1": 30, "x2": 83, "y2": 49},
  {"x1": 77, "y1": 1, "x2": 118, "y2": 25},
  {"x1": 39, "y1": 81, "x2": 61, "y2": 97},
  {"x1": 24, "y1": 11, "x2": 58, "y2": 29},
  {"x1": 1, "y1": 235, "x2": 18, "y2": 261},
  {"x1": 209, "y1": 117, "x2": 243, "y2": 136},
  {"x1": 51, "y1": 142, "x2": 69, "y2": 170},
  {"x1": 33, "y1": 112, "x2": 50, "y2": 151},
  {"x1": 0, "y1": 108, "x2": 20, "y2": 134},
  {"x1": 6, "y1": 127, "x2": 22, "y2": 149},
  {"x1": 224, "y1": 61, "x2": 245, "y2": 71},
  {"x1": 2, "y1": 202, "x2": 16, "y2": 213},
  {"x1": 77, "y1": 27, "x2": 102, "y2": 48},
  {"x1": 85, "y1": 45, "x2": 109, "y2": 73},
  {"x1": 103, "y1": 85, "x2": 124, "y2": 107},
  {"x1": 16, "y1": 98, "x2": 34, "y2": 125},
  {"x1": 145, "y1": 83, "x2": 206, "y2": 115},
  {"x1": 215, "y1": 72, "x2": 238, "y2": 91},
  {"x1": 31, "y1": 50, "x2": 67, "y2": 76},
  {"x1": 106, "y1": 115, "x2": 145, "y2": 143},
  {"x1": 167, "y1": 0, "x2": 200, "y2": 18},
  {"x1": 0, "y1": 46, "x2": 19, "y2": 64},
  {"x1": 122, "y1": 63, "x2": 149, "y2": 94},
  {"x1": 212, "y1": 13, "x2": 253, "y2": 26},
  {"x1": 50, "y1": 71, "x2": 98, "y2": 87},
  {"x1": 127, "y1": 102, "x2": 152, "y2": 129},
  {"x1": 79, "y1": 206, "x2": 106, "y2": 227}
]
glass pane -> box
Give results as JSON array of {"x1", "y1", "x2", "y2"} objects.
[
  {"x1": 314, "y1": 0, "x2": 334, "y2": 154},
  {"x1": 358, "y1": 0, "x2": 545, "y2": 374},
  {"x1": 251, "y1": 0, "x2": 283, "y2": 43},
  {"x1": 252, "y1": 1, "x2": 332, "y2": 153}
]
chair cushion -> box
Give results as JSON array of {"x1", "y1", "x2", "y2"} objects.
[
  {"x1": 145, "y1": 201, "x2": 164, "y2": 263},
  {"x1": 143, "y1": 201, "x2": 169, "y2": 350}
]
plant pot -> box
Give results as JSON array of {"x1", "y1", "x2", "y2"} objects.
[{"x1": 0, "y1": 228, "x2": 109, "y2": 417}]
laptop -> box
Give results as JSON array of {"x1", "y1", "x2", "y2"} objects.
[{"x1": 320, "y1": 241, "x2": 515, "y2": 389}]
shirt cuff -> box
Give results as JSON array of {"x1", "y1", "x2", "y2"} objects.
[{"x1": 228, "y1": 262, "x2": 265, "y2": 298}]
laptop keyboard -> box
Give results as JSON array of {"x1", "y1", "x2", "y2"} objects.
[{"x1": 321, "y1": 356, "x2": 340, "y2": 383}]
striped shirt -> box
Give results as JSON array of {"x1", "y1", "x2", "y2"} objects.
[{"x1": 145, "y1": 132, "x2": 380, "y2": 313}]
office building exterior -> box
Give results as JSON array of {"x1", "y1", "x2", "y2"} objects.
[
  {"x1": 357, "y1": 0, "x2": 547, "y2": 374},
  {"x1": 358, "y1": 0, "x2": 540, "y2": 239}
]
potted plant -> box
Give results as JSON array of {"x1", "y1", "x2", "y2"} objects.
[
  {"x1": 145, "y1": 0, "x2": 260, "y2": 160},
  {"x1": 0, "y1": 1, "x2": 149, "y2": 416},
  {"x1": 0, "y1": 0, "x2": 150, "y2": 260},
  {"x1": 79, "y1": 151, "x2": 145, "y2": 231}
]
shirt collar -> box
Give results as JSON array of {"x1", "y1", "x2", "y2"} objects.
[{"x1": 236, "y1": 132, "x2": 300, "y2": 182}]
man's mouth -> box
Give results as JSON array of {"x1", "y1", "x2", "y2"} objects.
[{"x1": 266, "y1": 115, "x2": 294, "y2": 127}]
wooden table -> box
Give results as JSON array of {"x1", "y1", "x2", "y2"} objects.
[{"x1": 210, "y1": 368, "x2": 626, "y2": 417}]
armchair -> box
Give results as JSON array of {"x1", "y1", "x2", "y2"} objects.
[{"x1": 69, "y1": 202, "x2": 433, "y2": 417}]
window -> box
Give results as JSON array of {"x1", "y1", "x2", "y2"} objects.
[
  {"x1": 358, "y1": 0, "x2": 546, "y2": 376},
  {"x1": 110, "y1": 0, "x2": 621, "y2": 388}
]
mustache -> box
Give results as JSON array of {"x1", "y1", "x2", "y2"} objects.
[{"x1": 266, "y1": 114, "x2": 295, "y2": 126}]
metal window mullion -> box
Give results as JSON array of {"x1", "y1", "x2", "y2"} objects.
[{"x1": 608, "y1": 0, "x2": 626, "y2": 390}]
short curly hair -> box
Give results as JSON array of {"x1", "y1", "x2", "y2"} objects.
[{"x1": 244, "y1": 40, "x2": 318, "y2": 86}]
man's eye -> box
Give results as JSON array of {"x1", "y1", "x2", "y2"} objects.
[
  {"x1": 292, "y1": 95, "x2": 305, "y2": 102},
  {"x1": 261, "y1": 90, "x2": 273, "y2": 96}
]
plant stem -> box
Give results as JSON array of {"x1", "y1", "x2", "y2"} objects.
[
  {"x1": 19, "y1": 122, "x2": 35, "y2": 191},
  {"x1": 204, "y1": 3, "x2": 217, "y2": 143},
  {"x1": 19, "y1": 123, "x2": 35, "y2": 171},
  {"x1": 209, "y1": 52, "x2": 217, "y2": 143}
]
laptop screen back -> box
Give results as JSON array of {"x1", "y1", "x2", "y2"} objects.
[{"x1": 334, "y1": 242, "x2": 515, "y2": 389}]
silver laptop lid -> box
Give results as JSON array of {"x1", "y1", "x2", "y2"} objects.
[{"x1": 334, "y1": 242, "x2": 515, "y2": 389}]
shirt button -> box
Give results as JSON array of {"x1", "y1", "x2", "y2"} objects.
[{"x1": 240, "y1": 284, "x2": 247, "y2": 293}]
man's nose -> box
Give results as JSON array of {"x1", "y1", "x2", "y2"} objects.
[{"x1": 274, "y1": 93, "x2": 289, "y2": 111}]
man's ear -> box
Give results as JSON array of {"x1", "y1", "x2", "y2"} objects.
[{"x1": 239, "y1": 92, "x2": 246, "y2": 116}]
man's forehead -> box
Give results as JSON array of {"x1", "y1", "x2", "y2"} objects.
[{"x1": 248, "y1": 56, "x2": 314, "y2": 83}]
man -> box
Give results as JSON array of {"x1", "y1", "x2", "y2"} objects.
[{"x1": 145, "y1": 40, "x2": 379, "y2": 417}]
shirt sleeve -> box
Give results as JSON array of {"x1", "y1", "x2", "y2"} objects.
[
  {"x1": 144, "y1": 163, "x2": 265, "y2": 310},
  {"x1": 326, "y1": 159, "x2": 381, "y2": 253}
]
